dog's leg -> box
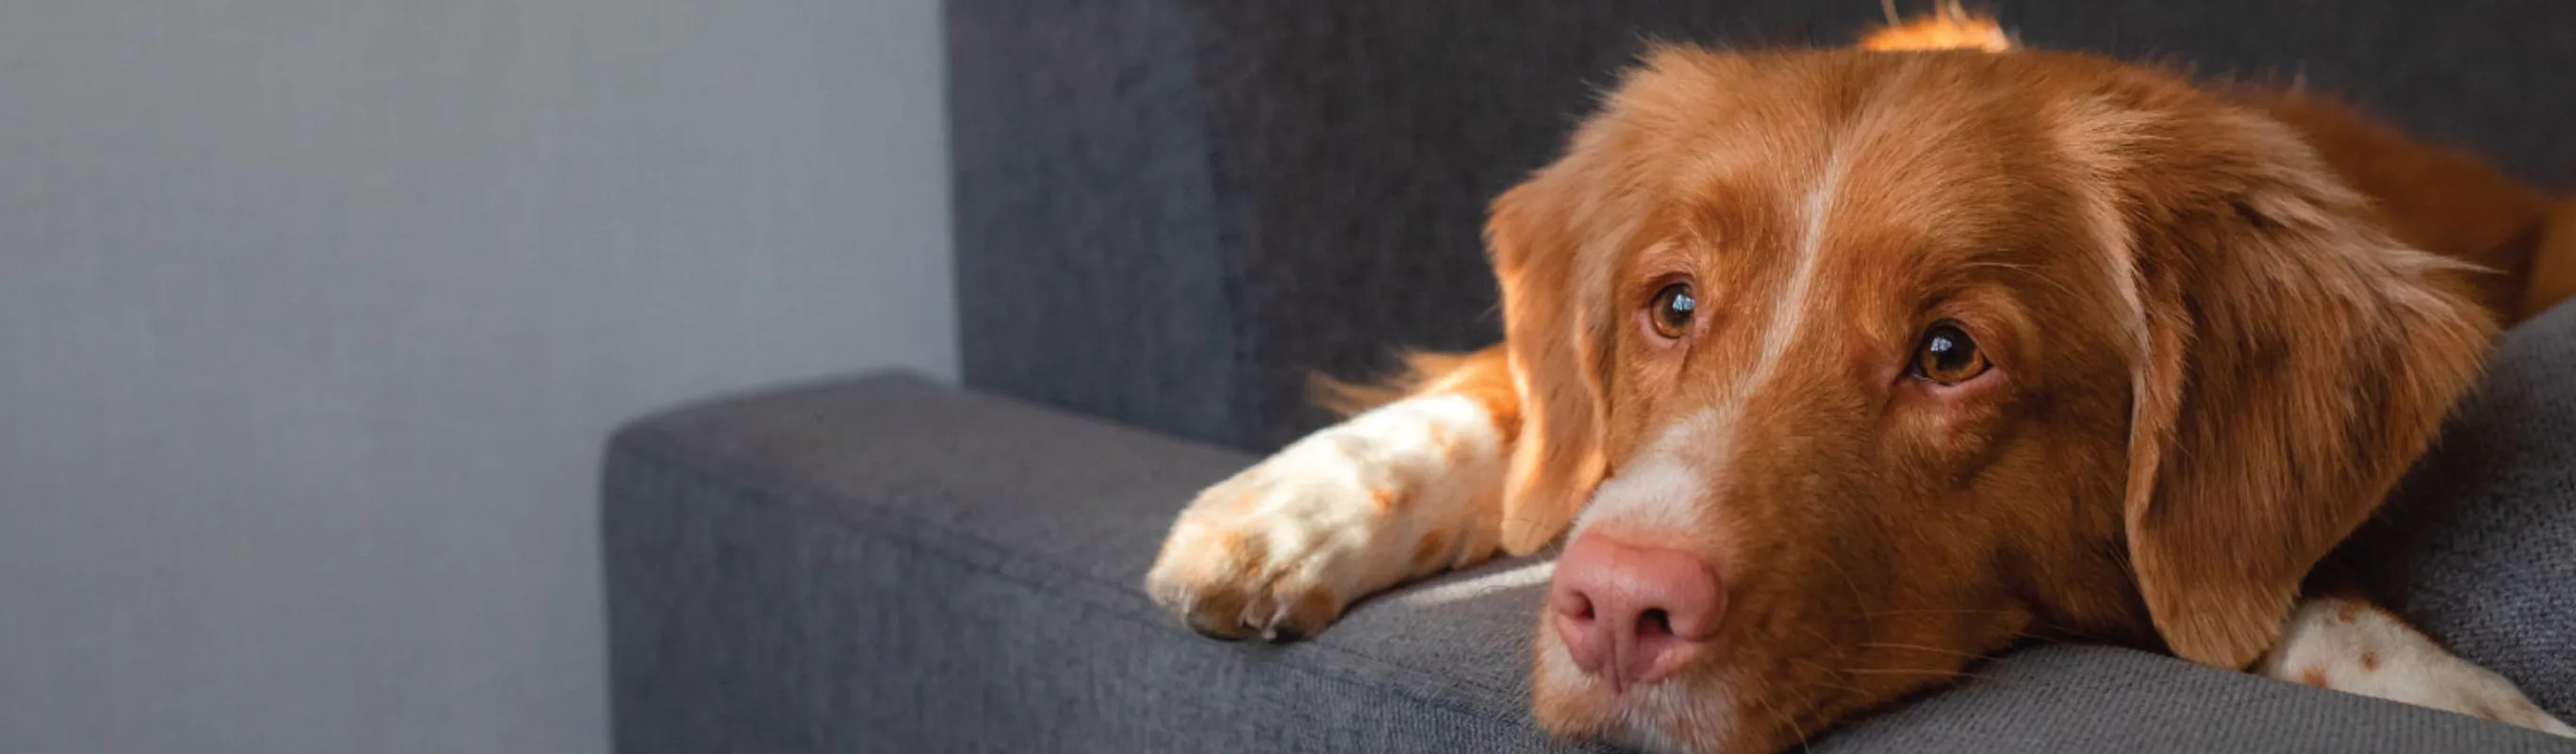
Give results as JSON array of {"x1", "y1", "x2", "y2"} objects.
[
  {"x1": 1146, "y1": 346, "x2": 1527, "y2": 641},
  {"x1": 2255, "y1": 595, "x2": 2573, "y2": 736}
]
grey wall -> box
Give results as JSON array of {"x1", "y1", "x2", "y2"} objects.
[{"x1": 0, "y1": 0, "x2": 951, "y2": 751}]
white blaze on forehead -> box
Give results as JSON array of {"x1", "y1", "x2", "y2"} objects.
[{"x1": 1746, "y1": 145, "x2": 1851, "y2": 391}]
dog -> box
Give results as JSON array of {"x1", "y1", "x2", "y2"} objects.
[{"x1": 1146, "y1": 8, "x2": 2576, "y2": 751}]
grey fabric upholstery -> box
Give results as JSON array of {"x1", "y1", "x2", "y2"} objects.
[
  {"x1": 2354, "y1": 302, "x2": 2576, "y2": 717},
  {"x1": 947, "y1": 0, "x2": 2576, "y2": 451},
  {"x1": 603, "y1": 304, "x2": 2576, "y2": 751}
]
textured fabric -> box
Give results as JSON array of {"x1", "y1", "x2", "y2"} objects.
[
  {"x1": 603, "y1": 371, "x2": 2576, "y2": 752},
  {"x1": 2355, "y1": 302, "x2": 2576, "y2": 716},
  {"x1": 946, "y1": 0, "x2": 2576, "y2": 451},
  {"x1": 945, "y1": 0, "x2": 1241, "y2": 447}
]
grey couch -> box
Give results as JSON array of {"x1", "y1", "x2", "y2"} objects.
[{"x1": 604, "y1": 1, "x2": 2576, "y2": 750}]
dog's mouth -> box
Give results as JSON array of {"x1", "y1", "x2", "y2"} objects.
[{"x1": 1530, "y1": 605, "x2": 1831, "y2": 754}]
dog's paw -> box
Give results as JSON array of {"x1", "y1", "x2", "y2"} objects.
[
  {"x1": 1144, "y1": 439, "x2": 1407, "y2": 642},
  {"x1": 2260, "y1": 597, "x2": 2576, "y2": 737}
]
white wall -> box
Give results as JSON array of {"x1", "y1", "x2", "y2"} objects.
[{"x1": 0, "y1": 0, "x2": 951, "y2": 751}]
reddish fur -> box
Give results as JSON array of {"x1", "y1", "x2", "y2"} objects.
[
  {"x1": 1285, "y1": 590, "x2": 1339, "y2": 632},
  {"x1": 1340, "y1": 18, "x2": 2563, "y2": 751},
  {"x1": 1369, "y1": 485, "x2": 1400, "y2": 513},
  {"x1": 1412, "y1": 531, "x2": 1451, "y2": 575},
  {"x1": 1173, "y1": 532, "x2": 1265, "y2": 640},
  {"x1": 2244, "y1": 92, "x2": 2554, "y2": 316},
  {"x1": 1860, "y1": 4, "x2": 2014, "y2": 53},
  {"x1": 2528, "y1": 200, "x2": 2576, "y2": 319}
]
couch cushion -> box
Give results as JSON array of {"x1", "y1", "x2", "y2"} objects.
[
  {"x1": 2354, "y1": 301, "x2": 2576, "y2": 717},
  {"x1": 604, "y1": 360, "x2": 2576, "y2": 751}
]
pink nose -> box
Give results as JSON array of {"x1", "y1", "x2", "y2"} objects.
[{"x1": 1548, "y1": 532, "x2": 1726, "y2": 692}]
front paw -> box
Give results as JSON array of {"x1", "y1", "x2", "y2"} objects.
[{"x1": 1144, "y1": 451, "x2": 1395, "y2": 642}]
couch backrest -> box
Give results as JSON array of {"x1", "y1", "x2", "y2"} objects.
[{"x1": 948, "y1": 0, "x2": 2576, "y2": 451}]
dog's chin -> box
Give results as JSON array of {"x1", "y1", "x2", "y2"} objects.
[{"x1": 1531, "y1": 623, "x2": 1789, "y2": 754}]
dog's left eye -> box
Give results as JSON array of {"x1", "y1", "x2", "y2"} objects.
[
  {"x1": 1909, "y1": 323, "x2": 1990, "y2": 385},
  {"x1": 1647, "y1": 282, "x2": 1696, "y2": 339}
]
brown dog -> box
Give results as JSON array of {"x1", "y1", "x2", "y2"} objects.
[{"x1": 1147, "y1": 9, "x2": 2576, "y2": 751}]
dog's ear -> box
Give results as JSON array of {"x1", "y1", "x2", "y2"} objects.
[
  {"x1": 2118, "y1": 110, "x2": 2498, "y2": 669},
  {"x1": 1482, "y1": 50, "x2": 1739, "y2": 554},
  {"x1": 1483, "y1": 147, "x2": 1635, "y2": 554}
]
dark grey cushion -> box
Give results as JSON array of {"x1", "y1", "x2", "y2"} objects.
[
  {"x1": 603, "y1": 307, "x2": 2576, "y2": 752},
  {"x1": 2355, "y1": 302, "x2": 2576, "y2": 717},
  {"x1": 947, "y1": 0, "x2": 2576, "y2": 451}
]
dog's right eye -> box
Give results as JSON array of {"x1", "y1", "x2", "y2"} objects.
[
  {"x1": 1909, "y1": 322, "x2": 1990, "y2": 385},
  {"x1": 1648, "y1": 283, "x2": 1696, "y2": 339}
]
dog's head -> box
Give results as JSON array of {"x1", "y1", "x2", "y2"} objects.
[{"x1": 1494, "y1": 47, "x2": 2498, "y2": 751}]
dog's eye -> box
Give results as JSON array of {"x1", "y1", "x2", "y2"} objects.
[
  {"x1": 1910, "y1": 323, "x2": 1990, "y2": 385},
  {"x1": 1648, "y1": 283, "x2": 1696, "y2": 339}
]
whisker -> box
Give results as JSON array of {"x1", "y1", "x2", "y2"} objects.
[
  {"x1": 1819, "y1": 557, "x2": 1879, "y2": 649},
  {"x1": 1841, "y1": 666, "x2": 2016, "y2": 686},
  {"x1": 1858, "y1": 642, "x2": 1995, "y2": 661},
  {"x1": 2008, "y1": 630, "x2": 2089, "y2": 646},
  {"x1": 1750, "y1": 693, "x2": 1814, "y2": 754},
  {"x1": 1795, "y1": 624, "x2": 1845, "y2": 654},
  {"x1": 1784, "y1": 658, "x2": 1872, "y2": 698},
  {"x1": 1860, "y1": 607, "x2": 2026, "y2": 616}
]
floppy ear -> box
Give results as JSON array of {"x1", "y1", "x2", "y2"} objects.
[
  {"x1": 1483, "y1": 156, "x2": 1631, "y2": 555},
  {"x1": 2120, "y1": 112, "x2": 2499, "y2": 668}
]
